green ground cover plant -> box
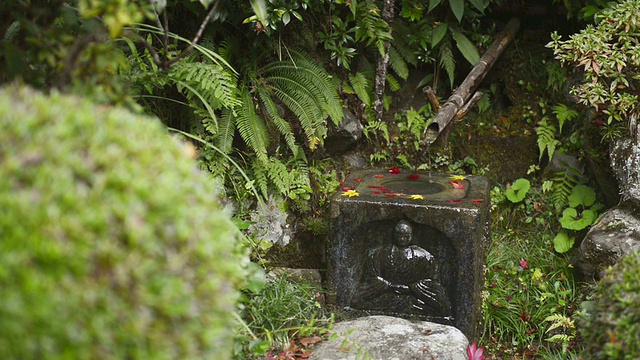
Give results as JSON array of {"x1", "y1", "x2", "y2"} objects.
[{"x1": 483, "y1": 181, "x2": 581, "y2": 358}]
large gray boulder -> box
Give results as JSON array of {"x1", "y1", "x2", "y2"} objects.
[
  {"x1": 309, "y1": 316, "x2": 468, "y2": 360},
  {"x1": 578, "y1": 138, "x2": 640, "y2": 277},
  {"x1": 577, "y1": 204, "x2": 640, "y2": 276}
]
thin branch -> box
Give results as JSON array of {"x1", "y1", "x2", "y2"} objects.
[
  {"x1": 164, "y1": 0, "x2": 221, "y2": 68},
  {"x1": 455, "y1": 91, "x2": 483, "y2": 120},
  {"x1": 123, "y1": 30, "x2": 163, "y2": 67},
  {"x1": 423, "y1": 86, "x2": 440, "y2": 112},
  {"x1": 162, "y1": 9, "x2": 169, "y2": 60}
]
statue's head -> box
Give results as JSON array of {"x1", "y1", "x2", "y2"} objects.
[{"x1": 393, "y1": 220, "x2": 412, "y2": 246}]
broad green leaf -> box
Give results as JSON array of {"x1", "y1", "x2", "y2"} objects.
[
  {"x1": 568, "y1": 184, "x2": 596, "y2": 207},
  {"x1": 428, "y1": 0, "x2": 443, "y2": 12},
  {"x1": 432, "y1": 23, "x2": 448, "y2": 47},
  {"x1": 250, "y1": 0, "x2": 268, "y2": 25},
  {"x1": 452, "y1": 30, "x2": 480, "y2": 65},
  {"x1": 468, "y1": 0, "x2": 486, "y2": 13},
  {"x1": 242, "y1": 262, "x2": 267, "y2": 294},
  {"x1": 282, "y1": 12, "x2": 290, "y2": 25},
  {"x1": 505, "y1": 178, "x2": 530, "y2": 203},
  {"x1": 199, "y1": 0, "x2": 215, "y2": 9},
  {"x1": 560, "y1": 208, "x2": 596, "y2": 230},
  {"x1": 553, "y1": 232, "x2": 575, "y2": 253},
  {"x1": 449, "y1": 0, "x2": 465, "y2": 22}
]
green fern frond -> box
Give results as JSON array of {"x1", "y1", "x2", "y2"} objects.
[
  {"x1": 3, "y1": 21, "x2": 20, "y2": 42},
  {"x1": 546, "y1": 334, "x2": 574, "y2": 344},
  {"x1": 251, "y1": 160, "x2": 270, "y2": 199},
  {"x1": 236, "y1": 86, "x2": 269, "y2": 163},
  {"x1": 390, "y1": 22, "x2": 418, "y2": 66},
  {"x1": 349, "y1": 72, "x2": 371, "y2": 106},
  {"x1": 386, "y1": 73, "x2": 401, "y2": 92},
  {"x1": 214, "y1": 109, "x2": 236, "y2": 154},
  {"x1": 439, "y1": 40, "x2": 456, "y2": 89},
  {"x1": 551, "y1": 166, "x2": 580, "y2": 208},
  {"x1": 258, "y1": 51, "x2": 343, "y2": 148},
  {"x1": 536, "y1": 118, "x2": 560, "y2": 161},
  {"x1": 261, "y1": 50, "x2": 343, "y2": 124},
  {"x1": 172, "y1": 61, "x2": 240, "y2": 111},
  {"x1": 388, "y1": 45, "x2": 409, "y2": 80},
  {"x1": 265, "y1": 158, "x2": 293, "y2": 196},
  {"x1": 256, "y1": 87, "x2": 300, "y2": 157}
]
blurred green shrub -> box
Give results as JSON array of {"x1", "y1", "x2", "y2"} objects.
[
  {"x1": 580, "y1": 251, "x2": 640, "y2": 359},
  {"x1": 0, "y1": 84, "x2": 245, "y2": 359}
]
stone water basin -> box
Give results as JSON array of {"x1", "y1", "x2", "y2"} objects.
[
  {"x1": 344, "y1": 170, "x2": 473, "y2": 202},
  {"x1": 328, "y1": 169, "x2": 491, "y2": 340}
]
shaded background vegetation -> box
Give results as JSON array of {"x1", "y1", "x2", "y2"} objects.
[{"x1": 2, "y1": 0, "x2": 640, "y2": 358}]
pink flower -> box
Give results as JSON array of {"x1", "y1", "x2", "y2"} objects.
[{"x1": 467, "y1": 342, "x2": 484, "y2": 360}]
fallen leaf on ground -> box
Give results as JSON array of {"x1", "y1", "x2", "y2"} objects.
[{"x1": 299, "y1": 336, "x2": 323, "y2": 347}]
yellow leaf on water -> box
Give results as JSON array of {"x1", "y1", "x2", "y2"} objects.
[
  {"x1": 408, "y1": 195, "x2": 424, "y2": 200},
  {"x1": 341, "y1": 190, "x2": 360, "y2": 197},
  {"x1": 451, "y1": 175, "x2": 466, "y2": 181}
]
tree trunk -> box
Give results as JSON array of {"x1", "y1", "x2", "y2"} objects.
[{"x1": 373, "y1": 0, "x2": 395, "y2": 122}]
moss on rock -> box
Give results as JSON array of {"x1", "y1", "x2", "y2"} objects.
[{"x1": 0, "y1": 85, "x2": 245, "y2": 359}]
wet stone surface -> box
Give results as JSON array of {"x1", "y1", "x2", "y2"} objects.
[{"x1": 328, "y1": 170, "x2": 490, "y2": 340}]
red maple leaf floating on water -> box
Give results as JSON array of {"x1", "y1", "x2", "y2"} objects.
[
  {"x1": 353, "y1": 178, "x2": 363, "y2": 183},
  {"x1": 448, "y1": 199, "x2": 462, "y2": 203},
  {"x1": 388, "y1": 166, "x2": 400, "y2": 174},
  {"x1": 407, "y1": 174, "x2": 420, "y2": 180},
  {"x1": 471, "y1": 199, "x2": 484, "y2": 204},
  {"x1": 372, "y1": 191, "x2": 382, "y2": 195},
  {"x1": 448, "y1": 180, "x2": 466, "y2": 189},
  {"x1": 341, "y1": 186, "x2": 355, "y2": 192},
  {"x1": 373, "y1": 174, "x2": 385, "y2": 178}
]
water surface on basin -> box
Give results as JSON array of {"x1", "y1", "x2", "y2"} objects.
[{"x1": 348, "y1": 171, "x2": 469, "y2": 202}]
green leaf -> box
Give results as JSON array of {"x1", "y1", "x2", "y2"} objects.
[
  {"x1": 468, "y1": 0, "x2": 487, "y2": 13},
  {"x1": 449, "y1": 0, "x2": 465, "y2": 22},
  {"x1": 282, "y1": 12, "x2": 291, "y2": 25},
  {"x1": 250, "y1": 0, "x2": 268, "y2": 25},
  {"x1": 432, "y1": 23, "x2": 448, "y2": 47},
  {"x1": 505, "y1": 178, "x2": 530, "y2": 203},
  {"x1": 568, "y1": 184, "x2": 596, "y2": 207},
  {"x1": 560, "y1": 208, "x2": 596, "y2": 230},
  {"x1": 242, "y1": 262, "x2": 267, "y2": 294},
  {"x1": 199, "y1": 0, "x2": 216, "y2": 9},
  {"x1": 451, "y1": 30, "x2": 480, "y2": 65},
  {"x1": 553, "y1": 232, "x2": 575, "y2": 253},
  {"x1": 428, "y1": 0, "x2": 443, "y2": 12}
]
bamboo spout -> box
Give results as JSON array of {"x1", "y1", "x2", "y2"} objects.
[{"x1": 423, "y1": 18, "x2": 521, "y2": 145}]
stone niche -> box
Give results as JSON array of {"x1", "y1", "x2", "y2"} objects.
[{"x1": 327, "y1": 169, "x2": 490, "y2": 340}]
